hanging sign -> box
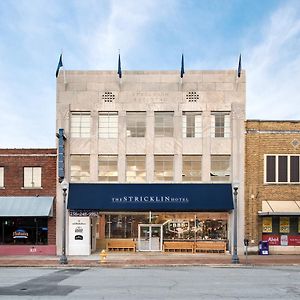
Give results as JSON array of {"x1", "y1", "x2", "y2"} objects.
[{"x1": 262, "y1": 217, "x2": 272, "y2": 233}]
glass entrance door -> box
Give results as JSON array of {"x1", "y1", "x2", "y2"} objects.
[{"x1": 138, "y1": 224, "x2": 163, "y2": 251}]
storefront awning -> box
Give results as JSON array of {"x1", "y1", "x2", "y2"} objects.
[
  {"x1": 67, "y1": 183, "x2": 234, "y2": 212},
  {"x1": 0, "y1": 197, "x2": 54, "y2": 217},
  {"x1": 258, "y1": 200, "x2": 300, "y2": 216}
]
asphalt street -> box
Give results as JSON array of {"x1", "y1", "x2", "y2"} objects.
[{"x1": 0, "y1": 266, "x2": 300, "y2": 299}]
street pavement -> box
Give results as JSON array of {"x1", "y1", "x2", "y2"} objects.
[
  {"x1": 0, "y1": 252, "x2": 300, "y2": 267},
  {"x1": 0, "y1": 266, "x2": 300, "y2": 299}
]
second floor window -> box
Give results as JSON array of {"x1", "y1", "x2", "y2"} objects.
[
  {"x1": 155, "y1": 112, "x2": 174, "y2": 137},
  {"x1": 99, "y1": 112, "x2": 118, "y2": 138},
  {"x1": 70, "y1": 155, "x2": 90, "y2": 182},
  {"x1": 154, "y1": 155, "x2": 173, "y2": 181},
  {"x1": 126, "y1": 155, "x2": 146, "y2": 182},
  {"x1": 211, "y1": 112, "x2": 230, "y2": 138},
  {"x1": 182, "y1": 112, "x2": 202, "y2": 138},
  {"x1": 182, "y1": 155, "x2": 202, "y2": 181},
  {"x1": 210, "y1": 155, "x2": 231, "y2": 182},
  {"x1": 126, "y1": 112, "x2": 146, "y2": 137},
  {"x1": 0, "y1": 167, "x2": 4, "y2": 188},
  {"x1": 98, "y1": 155, "x2": 118, "y2": 182},
  {"x1": 24, "y1": 167, "x2": 42, "y2": 188},
  {"x1": 265, "y1": 155, "x2": 300, "y2": 183},
  {"x1": 71, "y1": 112, "x2": 91, "y2": 138}
]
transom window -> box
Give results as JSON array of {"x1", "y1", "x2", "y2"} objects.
[
  {"x1": 126, "y1": 112, "x2": 146, "y2": 137},
  {"x1": 155, "y1": 112, "x2": 174, "y2": 137},
  {"x1": 210, "y1": 155, "x2": 231, "y2": 182},
  {"x1": 0, "y1": 167, "x2": 4, "y2": 188},
  {"x1": 182, "y1": 112, "x2": 202, "y2": 138},
  {"x1": 182, "y1": 155, "x2": 202, "y2": 182},
  {"x1": 154, "y1": 155, "x2": 173, "y2": 181},
  {"x1": 70, "y1": 112, "x2": 91, "y2": 138},
  {"x1": 265, "y1": 155, "x2": 300, "y2": 183},
  {"x1": 126, "y1": 155, "x2": 146, "y2": 182},
  {"x1": 24, "y1": 167, "x2": 42, "y2": 188},
  {"x1": 98, "y1": 155, "x2": 118, "y2": 182},
  {"x1": 99, "y1": 112, "x2": 118, "y2": 138},
  {"x1": 211, "y1": 112, "x2": 230, "y2": 138},
  {"x1": 70, "y1": 155, "x2": 90, "y2": 182}
]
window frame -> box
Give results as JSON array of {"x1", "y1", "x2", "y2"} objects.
[
  {"x1": 70, "y1": 112, "x2": 91, "y2": 138},
  {"x1": 126, "y1": 112, "x2": 146, "y2": 137},
  {"x1": 182, "y1": 111, "x2": 202, "y2": 138},
  {"x1": 211, "y1": 112, "x2": 231, "y2": 138},
  {"x1": 98, "y1": 155, "x2": 118, "y2": 182},
  {"x1": 98, "y1": 111, "x2": 118, "y2": 138},
  {"x1": 23, "y1": 167, "x2": 42, "y2": 189},
  {"x1": 264, "y1": 154, "x2": 300, "y2": 184},
  {"x1": 0, "y1": 167, "x2": 4, "y2": 188},
  {"x1": 182, "y1": 155, "x2": 202, "y2": 182},
  {"x1": 210, "y1": 155, "x2": 231, "y2": 182},
  {"x1": 126, "y1": 155, "x2": 146, "y2": 183},
  {"x1": 154, "y1": 155, "x2": 174, "y2": 182},
  {"x1": 70, "y1": 154, "x2": 90, "y2": 182},
  {"x1": 154, "y1": 112, "x2": 174, "y2": 138}
]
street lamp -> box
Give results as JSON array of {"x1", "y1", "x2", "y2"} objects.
[
  {"x1": 60, "y1": 179, "x2": 68, "y2": 264},
  {"x1": 232, "y1": 185, "x2": 240, "y2": 264}
]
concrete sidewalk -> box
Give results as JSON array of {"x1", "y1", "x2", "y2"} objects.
[{"x1": 0, "y1": 252, "x2": 300, "y2": 267}]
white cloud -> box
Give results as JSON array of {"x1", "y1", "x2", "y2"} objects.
[{"x1": 246, "y1": 1, "x2": 300, "y2": 120}]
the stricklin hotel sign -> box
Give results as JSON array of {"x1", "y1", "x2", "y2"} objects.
[{"x1": 111, "y1": 196, "x2": 189, "y2": 203}]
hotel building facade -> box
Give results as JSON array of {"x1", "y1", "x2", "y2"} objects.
[{"x1": 56, "y1": 70, "x2": 245, "y2": 255}]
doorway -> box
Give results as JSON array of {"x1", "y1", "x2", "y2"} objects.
[{"x1": 138, "y1": 224, "x2": 163, "y2": 251}]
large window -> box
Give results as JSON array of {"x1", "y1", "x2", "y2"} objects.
[
  {"x1": 265, "y1": 155, "x2": 300, "y2": 183},
  {"x1": 126, "y1": 112, "x2": 146, "y2": 137},
  {"x1": 99, "y1": 112, "x2": 118, "y2": 138},
  {"x1": 24, "y1": 167, "x2": 42, "y2": 188},
  {"x1": 182, "y1": 112, "x2": 202, "y2": 138},
  {"x1": 182, "y1": 155, "x2": 202, "y2": 182},
  {"x1": 210, "y1": 155, "x2": 231, "y2": 182},
  {"x1": 126, "y1": 155, "x2": 146, "y2": 182},
  {"x1": 0, "y1": 217, "x2": 48, "y2": 245},
  {"x1": 154, "y1": 155, "x2": 173, "y2": 181},
  {"x1": 98, "y1": 155, "x2": 118, "y2": 182},
  {"x1": 70, "y1": 155, "x2": 90, "y2": 182},
  {"x1": 155, "y1": 112, "x2": 174, "y2": 137},
  {"x1": 71, "y1": 112, "x2": 91, "y2": 138},
  {"x1": 0, "y1": 167, "x2": 3, "y2": 188},
  {"x1": 211, "y1": 112, "x2": 230, "y2": 138}
]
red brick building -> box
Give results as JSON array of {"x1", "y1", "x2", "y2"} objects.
[{"x1": 0, "y1": 149, "x2": 56, "y2": 255}]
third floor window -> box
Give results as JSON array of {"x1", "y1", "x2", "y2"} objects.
[
  {"x1": 182, "y1": 112, "x2": 202, "y2": 138},
  {"x1": 71, "y1": 112, "x2": 91, "y2": 138},
  {"x1": 211, "y1": 112, "x2": 230, "y2": 138},
  {"x1": 126, "y1": 112, "x2": 146, "y2": 137},
  {"x1": 155, "y1": 112, "x2": 174, "y2": 137},
  {"x1": 99, "y1": 112, "x2": 118, "y2": 138}
]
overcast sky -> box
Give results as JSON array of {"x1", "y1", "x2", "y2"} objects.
[{"x1": 0, "y1": 0, "x2": 300, "y2": 148}]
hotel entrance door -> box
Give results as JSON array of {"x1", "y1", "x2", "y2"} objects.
[{"x1": 138, "y1": 224, "x2": 163, "y2": 251}]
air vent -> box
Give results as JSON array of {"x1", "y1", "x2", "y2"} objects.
[
  {"x1": 102, "y1": 91, "x2": 115, "y2": 103},
  {"x1": 186, "y1": 91, "x2": 199, "y2": 102}
]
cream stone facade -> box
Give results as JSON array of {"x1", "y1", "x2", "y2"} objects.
[{"x1": 56, "y1": 70, "x2": 245, "y2": 256}]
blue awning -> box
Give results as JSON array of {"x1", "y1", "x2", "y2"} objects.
[{"x1": 68, "y1": 183, "x2": 234, "y2": 212}]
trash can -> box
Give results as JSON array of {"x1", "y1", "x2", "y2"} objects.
[{"x1": 258, "y1": 241, "x2": 269, "y2": 255}]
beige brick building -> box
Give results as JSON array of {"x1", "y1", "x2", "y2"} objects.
[{"x1": 245, "y1": 120, "x2": 300, "y2": 254}]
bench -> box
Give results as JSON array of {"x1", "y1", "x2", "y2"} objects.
[
  {"x1": 194, "y1": 241, "x2": 226, "y2": 253},
  {"x1": 163, "y1": 242, "x2": 194, "y2": 253},
  {"x1": 106, "y1": 240, "x2": 136, "y2": 252}
]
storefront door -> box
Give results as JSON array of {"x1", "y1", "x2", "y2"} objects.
[{"x1": 138, "y1": 224, "x2": 163, "y2": 251}]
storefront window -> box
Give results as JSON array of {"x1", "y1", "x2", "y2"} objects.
[
  {"x1": 104, "y1": 213, "x2": 227, "y2": 241},
  {"x1": 0, "y1": 217, "x2": 48, "y2": 245}
]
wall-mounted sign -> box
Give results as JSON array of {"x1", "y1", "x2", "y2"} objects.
[
  {"x1": 279, "y1": 217, "x2": 290, "y2": 233},
  {"x1": 168, "y1": 220, "x2": 190, "y2": 234},
  {"x1": 262, "y1": 234, "x2": 280, "y2": 245},
  {"x1": 75, "y1": 235, "x2": 83, "y2": 240},
  {"x1": 280, "y1": 235, "x2": 288, "y2": 246},
  {"x1": 262, "y1": 217, "x2": 272, "y2": 233}
]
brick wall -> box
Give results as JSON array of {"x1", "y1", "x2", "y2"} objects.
[
  {"x1": 245, "y1": 121, "x2": 300, "y2": 245},
  {"x1": 0, "y1": 149, "x2": 57, "y2": 245}
]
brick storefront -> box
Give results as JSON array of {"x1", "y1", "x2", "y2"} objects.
[
  {"x1": 245, "y1": 120, "x2": 300, "y2": 254},
  {"x1": 0, "y1": 149, "x2": 57, "y2": 255}
]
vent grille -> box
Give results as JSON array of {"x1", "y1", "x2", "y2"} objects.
[
  {"x1": 102, "y1": 91, "x2": 115, "y2": 103},
  {"x1": 186, "y1": 91, "x2": 199, "y2": 102}
]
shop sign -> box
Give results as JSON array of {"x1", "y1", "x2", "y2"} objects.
[
  {"x1": 168, "y1": 220, "x2": 190, "y2": 233},
  {"x1": 262, "y1": 234, "x2": 280, "y2": 245},
  {"x1": 279, "y1": 217, "x2": 290, "y2": 233},
  {"x1": 280, "y1": 235, "x2": 288, "y2": 246},
  {"x1": 13, "y1": 229, "x2": 28, "y2": 239},
  {"x1": 288, "y1": 236, "x2": 300, "y2": 246},
  {"x1": 262, "y1": 217, "x2": 272, "y2": 233},
  {"x1": 112, "y1": 196, "x2": 189, "y2": 203}
]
